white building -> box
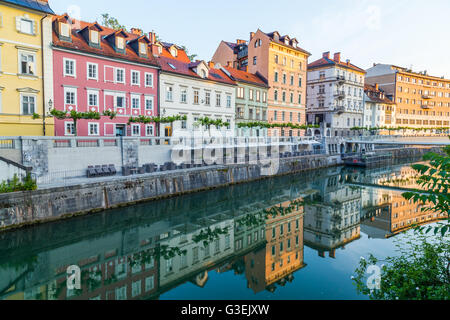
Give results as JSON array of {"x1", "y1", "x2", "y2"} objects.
[
  {"x1": 152, "y1": 40, "x2": 236, "y2": 138},
  {"x1": 363, "y1": 84, "x2": 396, "y2": 129},
  {"x1": 306, "y1": 52, "x2": 366, "y2": 137}
]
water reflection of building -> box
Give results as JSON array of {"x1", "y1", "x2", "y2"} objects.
[
  {"x1": 244, "y1": 199, "x2": 306, "y2": 294},
  {"x1": 362, "y1": 190, "x2": 446, "y2": 238},
  {"x1": 158, "y1": 214, "x2": 234, "y2": 291},
  {"x1": 304, "y1": 168, "x2": 361, "y2": 258}
]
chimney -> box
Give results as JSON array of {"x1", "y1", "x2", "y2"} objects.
[
  {"x1": 322, "y1": 51, "x2": 330, "y2": 59},
  {"x1": 148, "y1": 31, "x2": 156, "y2": 44},
  {"x1": 227, "y1": 61, "x2": 232, "y2": 67},
  {"x1": 250, "y1": 32, "x2": 255, "y2": 40},
  {"x1": 333, "y1": 52, "x2": 341, "y2": 63},
  {"x1": 245, "y1": 66, "x2": 248, "y2": 72},
  {"x1": 236, "y1": 39, "x2": 246, "y2": 44},
  {"x1": 375, "y1": 83, "x2": 379, "y2": 91},
  {"x1": 208, "y1": 61, "x2": 215, "y2": 69},
  {"x1": 131, "y1": 28, "x2": 142, "y2": 36},
  {"x1": 346, "y1": 59, "x2": 350, "y2": 65}
]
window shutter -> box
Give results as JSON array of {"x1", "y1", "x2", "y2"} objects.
[
  {"x1": 16, "y1": 16, "x2": 21, "y2": 31},
  {"x1": 33, "y1": 20, "x2": 37, "y2": 35}
]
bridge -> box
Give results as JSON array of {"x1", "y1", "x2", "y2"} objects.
[{"x1": 345, "y1": 136, "x2": 450, "y2": 146}]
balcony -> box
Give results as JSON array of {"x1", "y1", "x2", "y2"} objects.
[
  {"x1": 336, "y1": 76, "x2": 345, "y2": 85},
  {"x1": 422, "y1": 95, "x2": 432, "y2": 100},
  {"x1": 334, "y1": 106, "x2": 346, "y2": 114},
  {"x1": 421, "y1": 105, "x2": 432, "y2": 109},
  {"x1": 334, "y1": 91, "x2": 346, "y2": 99}
]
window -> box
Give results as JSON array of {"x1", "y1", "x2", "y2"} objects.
[
  {"x1": 166, "y1": 86, "x2": 173, "y2": 101},
  {"x1": 64, "y1": 88, "x2": 77, "y2": 107},
  {"x1": 88, "y1": 123, "x2": 99, "y2": 136},
  {"x1": 60, "y1": 23, "x2": 70, "y2": 38},
  {"x1": 274, "y1": 90, "x2": 278, "y2": 101},
  {"x1": 290, "y1": 75, "x2": 294, "y2": 86},
  {"x1": 205, "y1": 91, "x2": 211, "y2": 105},
  {"x1": 87, "y1": 63, "x2": 97, "y2": 80},
  {"x1": 282, "y1": 111, "x2": 285, "y2": 121},
  {"x1": 249, "y1": 89, "x2": 254, "y2": 101},
  {"x1": 298, "y1": 77, "x2": 302, "y2": 87},
  {"x1": 283, "y1": 73, "x2": 287, "y2": 84},
  {"x1": 131, "y1": 70, "x2": 140, "y2": 86},
  {"x1": 282, "y1": 91, "x2": 286, "y2": 102},
  {"x1": 87, "y1": 91, "x2": 98, "y2": 107},
  {"x1": 145, "y1": 73, "x2": 154, "y2": 87},
  {"x1": 253, "y1": 56, "x2": 257, "y2": 65},
  {"x1": 90, "y1": 30, "x2": 99, "y2": 44},
  {"x1": 132, "y1": 124, "x2": 140, "y2": 136},
  {"x1": 116, "y1": 37, "x2": 125, "y2": 50},
  {"x1": 173, "y1": 86, "x2": 185, "y2": 104},
  {"x1": 131, "y1": 281, "x2": 141, "y2": 298},
  {"x1": 19, "y1": 18, "x2": 34, "y2": 35},
  {"x1": 63, "y1": 58, "x2": 75, "y2": 77},
  {"x1": 274, "y1": 111, "x2": 278, "y2": 121},
  {"x1": 145, "y1": 125, "x2": 154, "y2": 136},
  {"x1": 131, "y1": 95, "x2": 140, "y2": 109},
  {"x1": 21, "y1": 95, "x2": 35, "y2": 115},
  {"x1": 139, "y1": 42, "x2": 147, "y2": 55},
  {"x1": 298, "y1": 94, "x2": 302, "y2": 104},
  {"x1": 256, "y1": 90, "x2": 261, "y2": 102},
  {"x1": 274, "y1": 72, "x2": 279, "y2": 82},
  {"x1": 115, "y1": 68, "x2": 125, "y2": 83},
  {"x1": 216, "y1": 93, "x2": 221, "y2": 106},
  {"x1": 194, "y1": 90, "x2": 199, "y2": 104},
  {"x1": 116, "y1": 95, "x2": 126, "y2": 108},
  {"x1": 290, "y1": 93, "x2": 294, "y2": 103},
  {"x1": 275, "y1": 55, "x2": 279, "y2": 64},
  {"x1": 65, "y1": 122, "x2": 75, "y2": 136},
  {"x1": 226, "y1": 95, "x2": 231, "y2": 108},
  {"x1": 237, "y1": 87, "x2": 244, "y2": 99},
  {"x1": 263, "y1": 92, "x2": 267, "y2": 103}
]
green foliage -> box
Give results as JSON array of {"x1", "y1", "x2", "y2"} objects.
[
  {"x1": 196, "y1": 117, "x2": 230, "y2": 129},
  {"x1": 32, "y1": 113, "x2": 40, "y2": 120},
  {"x1": 353, "y1": 233, "x2": 450, "y2": 300},
  {"x1": 0, "y1": 173, "x2": 37, "y2": 194},
  {"x1": 128, "y1": 114, "x2": 187, "y2": 125},
  {"x1": 180, "y1": 45, "x2": 197, "y2": 62},
  {"x1": 402, "y1": 143, "x2": 450, "y2": 236},
  {"x1": 101, "y1": 13, "x2": 127, "y2": 31},
  {"x1": 237, "y1": 121, "x2": 320, "y2": 130},
  {"x1": 49, "y1": 109, "x2": 116, "y2": 136}
]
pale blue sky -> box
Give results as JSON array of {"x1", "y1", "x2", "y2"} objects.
[{"x1": 49, "y1": 0, "x2": 450, "y2": 78}]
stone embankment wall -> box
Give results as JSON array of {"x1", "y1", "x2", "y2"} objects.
[{"x1": 0, "y1": 154, "x2": 337, "y2": 231}]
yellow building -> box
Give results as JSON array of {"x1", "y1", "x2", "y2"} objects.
[{"x1": 0, "y1": 0, "x2": 54, "y2": 136}]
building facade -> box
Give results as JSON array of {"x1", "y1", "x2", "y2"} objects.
[
  {"x1": 51, "y1": 15, "x2": 159, "y2": 137},
  {"x1": 365, "y1": 64, "x2": 450, "y2": 131},
  {"x1": 212, "y1": 30, "x2": 310, "y2": 137},
  {"x1": 363, "y1": 84, "x2": 396, "y2": 130},
  {"x1": 0, "y1": 0, "x2": 55, "y2": 136},
  {"x1": 306, "y1": 52, "x2": 366, "y2": 137},
  {"x1": 152, "y1": 35, "x2": 236, "y2": 138},
  {"x1": 221, "y1": 66, "x2": 269, "y2": 137}
]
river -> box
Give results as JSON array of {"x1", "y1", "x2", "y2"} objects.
[{"x1": 0, "y1": 160, "x2": 444, "y2": 300}]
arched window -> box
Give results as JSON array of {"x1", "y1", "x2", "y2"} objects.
[{"x1": 274, "y1": 90, "x2": 278, "y2": 101}]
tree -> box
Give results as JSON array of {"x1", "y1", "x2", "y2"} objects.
[
  {"x1": 353, "y1": 139, "x2": 450, "y2": 300},
  {"x1": 50, "y1": 109, "x2": 117, "y2": 136},
  {"x1": 180, "y1": 45, "x2": 197, "y2": 62},
  {"x1": 101, "y1": 13, "x2": 127, "y2": 31}
]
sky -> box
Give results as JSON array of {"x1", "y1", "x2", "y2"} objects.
[{"x1": 49, "y1": 0, "x2": 450, "y2": 78}]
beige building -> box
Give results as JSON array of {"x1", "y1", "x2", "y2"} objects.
[{"x1": 365, "y1": 64, "x2": 450, "y2": 131}]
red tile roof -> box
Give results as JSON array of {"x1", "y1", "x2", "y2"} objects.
[
  {"x1": 364, "y1": 84, "x2": 395, "y2": 104},
  {"x1": 264, "y1": 31, "x2": 311, "y2": 56},
  {"x1": 222, "y1": 66, "x2": 268, "y2": 88},
  {"x1": 308, "y1": 56, "x2": 365, "y2": 74},
  {"x1": 51, "y1": 15, "x2": 160, "y2": 68},
  {"x1": 157, "y1": 55, "x2": 236, "y2": 86}
]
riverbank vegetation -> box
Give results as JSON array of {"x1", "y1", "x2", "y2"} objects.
[
  {"x1": 353, "y1": 141, "x2": 450, "y2": 300},
  {"x1": 0, "y1": 174, "x2": 37, "y2": 194}
]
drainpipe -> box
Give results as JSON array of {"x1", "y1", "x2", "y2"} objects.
[
  {"x1": 40, "y1": 14, "x2": 48, "y2": 136},
  {"x1": 157, "y1": 68, "x2": 161, "y2": 137}
]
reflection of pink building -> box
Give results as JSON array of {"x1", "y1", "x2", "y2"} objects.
[{"x1": 52, "y1": 15, "x2": 159, "y2": 137}]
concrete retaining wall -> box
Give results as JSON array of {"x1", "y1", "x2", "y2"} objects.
[{"x1": 0, "y1": 154, "x2": 336, "y2": 231}]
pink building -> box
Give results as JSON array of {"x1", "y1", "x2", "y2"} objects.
[{"x1": 52, "y1": 15, "x2": 160, "y2": 137}]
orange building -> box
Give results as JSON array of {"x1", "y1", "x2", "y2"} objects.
[
  {"x1": 366, "y1": 64, "x2": 450, "y2": 131},
  {"x1": 212, "y1": 30, "x2": 310, "y2": 136}
]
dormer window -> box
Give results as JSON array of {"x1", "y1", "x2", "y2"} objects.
[
  {"x1": 139, "y1": 42, "x2": 147, "y2": 55},
  {"x1": 60, "y1": 23, "x2": 70, "y2": 38},
  {"x1": 202, "y1": 70, "x2": 207, "y2": 78},
  {"x1": 116, "y1": 37, "x2": 124, "y2": 50},
  {"x1": 170, "y1": 47, "x2": 178, "y2": 57},
  {"x1": 90, "y1": 30, "x2": 99, "y2": 44}
]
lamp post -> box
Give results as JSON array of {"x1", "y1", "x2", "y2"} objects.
[{"x1": 43, "y1": 98, "x2": 53, "y2": 136}]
